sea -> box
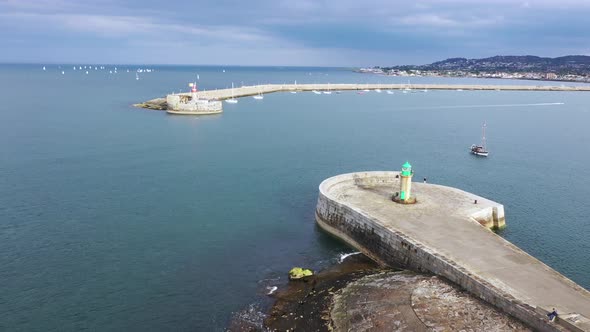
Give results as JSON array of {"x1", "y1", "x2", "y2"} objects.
[{"x1": 0, "y1": 64, "x2": 589, "y2": 331}]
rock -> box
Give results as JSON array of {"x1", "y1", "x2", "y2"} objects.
[
  {"x1": 289, "y1": 267, "x2": 314, "y2": 280},
  {"x1": 133, "y1": 97, "x2": 167, "y2": 111}
]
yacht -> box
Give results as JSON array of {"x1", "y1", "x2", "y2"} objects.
[
  {"x1": 225, "y1": 83, "x2": 238, "y2": 104},
  {"x1": 253, "y1": 89, "x2": 264, "y2": 99},
  {"x1": 470, "y1": 122, "x2": 489, "y2": 157}
]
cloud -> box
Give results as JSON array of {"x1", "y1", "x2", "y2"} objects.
[
  {"x1": 0, "y1": 11, "x2": 278, "y2": 44},
  {"x1": 0, "y1": 0, "x2": 589, "y2": 65},
  {"x1": 398, "y1": 14, "x2": 460, "y2": 27},
  {"x1": 396, "y1": 13, "x2": 504, "y2": 28}
]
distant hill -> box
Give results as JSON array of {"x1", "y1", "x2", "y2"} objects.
[{"x1": 385, "y1": 55, "x2": 590, "y2": 74}]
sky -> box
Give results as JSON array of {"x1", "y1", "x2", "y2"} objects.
[{"x1": 1, "y1": 0, "x2": 589, "y2": 66}]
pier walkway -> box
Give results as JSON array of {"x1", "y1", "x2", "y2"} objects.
[
  {"x1": 316, "y1": 172, "x2": 590, "y2": 331},
  {"x1": 182, "y1": 83, "x2": 590, "y2": 100},
  {"x1": 135, "y1": 83, "x2": 590, "y2": 112}
]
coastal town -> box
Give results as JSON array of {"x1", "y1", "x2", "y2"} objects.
[
  {"x1": 357, "y1": 67, "x2": 590, "y2": 82},
  {"x1": 358, "y1": 55, "x2": 590, "y2": 83}
]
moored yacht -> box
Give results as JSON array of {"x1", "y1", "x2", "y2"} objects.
[
  {"x1": 225, "y1": 82, "x2": 238, "y2": 104},
  {"x1": 470, "y1": 122, "x2": 489, "y2": 157}
]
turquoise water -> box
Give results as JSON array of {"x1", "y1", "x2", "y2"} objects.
[{"x1": 1, "y1": 65, "x2": 589, "y2": 331}]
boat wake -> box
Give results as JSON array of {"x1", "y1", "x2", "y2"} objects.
[
  {"x1": 418, "y1": 102, "x2": 564, "y2": 110},
  {"x1": 339, "y1": 251, "x2": 362, "y2": 263}
]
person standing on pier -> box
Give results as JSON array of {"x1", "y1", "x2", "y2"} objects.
[{"x1": 547, "y1": 308, "x2": 558, "y2": 322}]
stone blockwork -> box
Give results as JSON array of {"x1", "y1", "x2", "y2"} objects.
[
  {"x1": 331, "y1": 271, "x2": 531, "y2": 332},
  {"x1": 166, "y1": 94, "x2": 223, "y2": 114},
  {"x1": 316, "y1": 171, "x2": 590, "y2": 332}
]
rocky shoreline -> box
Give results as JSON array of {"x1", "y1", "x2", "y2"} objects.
[
  {"x1": 133, "y1": 98, "x2": 167, "y2": 110},
  {"x1": 229, "y1": 254, "x2": 530, "y2": 331}
]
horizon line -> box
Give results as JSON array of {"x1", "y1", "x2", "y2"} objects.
[{"x1": 0, "y1": 62, "x2": 358, "y2": 69}]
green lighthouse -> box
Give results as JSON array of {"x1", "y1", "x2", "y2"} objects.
[{"x1": 399, "y1": 161, "x2": 415, "y2": 203}]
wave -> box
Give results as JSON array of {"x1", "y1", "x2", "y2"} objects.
[
  {"x1": 339, "y1": 251, "x2": 362, "y2": 263},
  {"x1": 266, "y1": 286, "x2": 278, "y2": 295}
]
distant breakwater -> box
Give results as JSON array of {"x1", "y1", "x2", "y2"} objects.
[{"x1": 135, "y1": 83, "x2": 590, "y2": 112}]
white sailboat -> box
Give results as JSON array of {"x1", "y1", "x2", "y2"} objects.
[
  {"x1": 323, "y1": 83, "x2": 332, "y2": 94},
  {"x1": 386, "y1": 90, "x2": 394, "y2": 94},
  {"x1": 136, "y1": 72, "x2": 139, "y2": 80},
  {"x1": 226, "y1": 82, "x2": 238, "y2": 104},
  {"x1": 470, "y1": 122, "x2": 489, "y2": 157},
  {"x1": 290, "y1": 80, "x2": 297, "y2": 94},
  {"x1": 404, "y1": 80, "x2": 412, "y2": 93},
  {"x1": 253, "y1": 87, "x2": 264, "y2": 100}
]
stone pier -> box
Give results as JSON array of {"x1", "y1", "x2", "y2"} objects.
[
  {"x1": 135, "y1": 83, "x2": 590, "y2": 113},
  {"x1": 315, "y1": 171, "x2": 590, "y2": 331}
]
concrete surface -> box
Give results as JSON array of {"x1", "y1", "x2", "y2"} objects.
[
  {"x1": 315, "y1": 171, "x2": 590, "y2": 331},
  {"x1": 174, "y1": 83, "x2": 590, "y2": 101},
  {"x1": 331, "y1": 271, "x2": 530, "y2": 332}
]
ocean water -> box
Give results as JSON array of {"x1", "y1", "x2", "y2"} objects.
[{"x1": 0, "y1": 64, "x2": 589, "y2": 331}]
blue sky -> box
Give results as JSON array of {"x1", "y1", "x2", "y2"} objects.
[{"x1": 1, "y1": 0, "x2": 589, "y2": 66}]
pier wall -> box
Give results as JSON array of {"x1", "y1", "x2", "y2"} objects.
[
  {"x1": 135, "y1": 83, "x2": 590, "y2": 112},
  {"x1": 166, "y1": 94, "x2": 223, "y2": 114},
  {"x1": 315, "y1": 172, "x2": 564, "y2": 331}
]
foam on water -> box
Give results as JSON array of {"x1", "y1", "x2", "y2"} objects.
[
  {"x1": 339, "y1": 251, "x2": 362, "y2": 263},
  {"x1": 411, "y1": 102, "x2": 565, "y2": 110},
  {"x1": 229, "y1": 303, "x2": 267, "y2": 330},
  {"x1": 266, "y1": 286, "x2": 278, "y2": 295}
]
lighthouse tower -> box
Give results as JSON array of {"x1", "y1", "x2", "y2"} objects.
[
  {"x1": 396, "y1": 161, "x2": 416, "y2": 204},
  {"x1": 189, "y1": 82, "x2": 198, "y2": 98}
]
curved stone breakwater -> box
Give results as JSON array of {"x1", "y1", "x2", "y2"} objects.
[
  {"x1": 315, "y1": 171, "x2": 590, "y2": 332},
  {"x1": 134, "y1": 83, "x2": 590, "y2": 114}
]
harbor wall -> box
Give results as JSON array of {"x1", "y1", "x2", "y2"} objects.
[
  {"x1": 179, "y1": 83, "x2": 590, "y2": 101},
  {"x1": 315, "y1": 172, "x2": 562, "y2": 332},
  {"x1": 134, "y1": 83, "x2": 590, "y2": 112},
  {"x1": 166, "y1": 94, "x2": 223, "y2": 114}
]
